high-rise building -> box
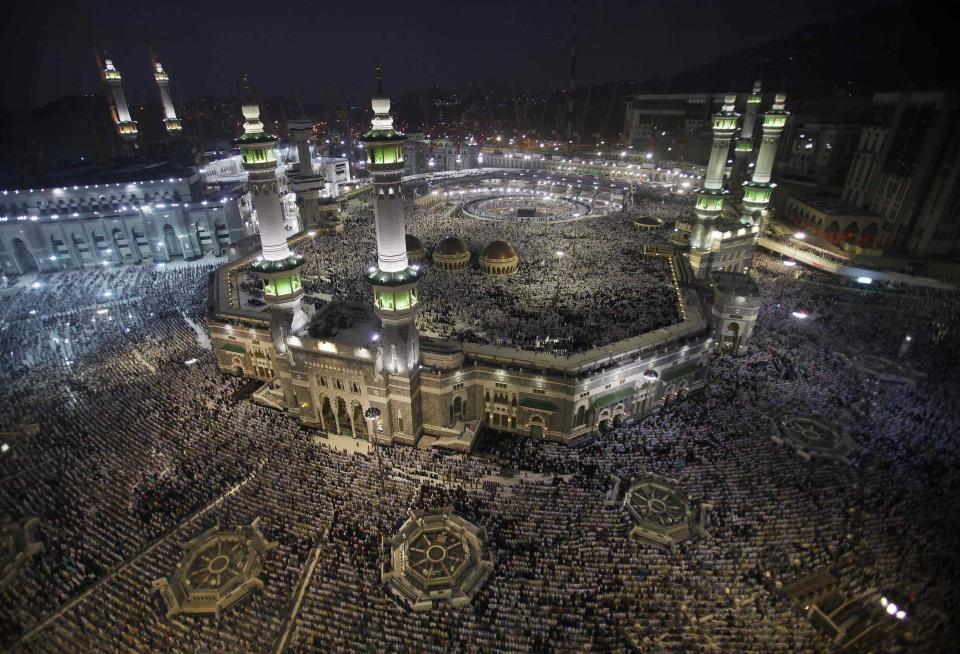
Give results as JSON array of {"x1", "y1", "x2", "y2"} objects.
[{"x1": 841, "y1": 92, "x2": 960, "y2": 255}]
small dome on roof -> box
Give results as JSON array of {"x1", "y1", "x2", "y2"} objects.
[
  {"x1": 406, "y1": 234, "x2": 426, "y2": 263},
  {"x1": 405, "y1": 234, "x2": 424, "y2": 251},
  {"x1": 435, "y1": 236, "x2": 468, "y2": 256},
  {"x1": 479, "y1": 240, "x2": 519, "y2": 275},
  {"x1": 634, "y1": 215, "x2": 662, "y2": 226},
  {"x1": 480, "y1": 240, "x2": 516, "y2": 261},
  {"x1": 432, "y1": 236, "x2": 470, "y2": 271}
]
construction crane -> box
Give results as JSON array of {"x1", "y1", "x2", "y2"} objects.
[
  {"x1": 576, "y1": 82, "x2": 592, "y2": 149},
  {"x1": 601, "y1": 73, "x2": 623, "y2": 142}
]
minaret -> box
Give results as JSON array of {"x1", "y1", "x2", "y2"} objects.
[
  {"x1": 741, "y1": 92, "x2": 789, "y2": 227},
  {"x1": 148, "y1": 43, "x2": 183, "y2": 137},
  {"x1": 690, "y1": 93, "x2": 739, "y2": 277},
  {"x1": 730, "y1": 80, "x2": 762, "y2": 200},
  {"x1": 98, "y1": 55, "x2": 139, "y2": 143},
  {"x1": 236, "y1": 75, "x2": 306, "y2": 344},
  {"x1": 289, "y1": 120, "x2": 313, "y2": 176},
  {"x1": 362, "y1": 64, "x2": 423, "y2": 446},
  {"x1": 287, "y1": 118, "x2": 340, "y2": 233}
]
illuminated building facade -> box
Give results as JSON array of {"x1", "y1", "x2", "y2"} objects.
[{"x1": 0, "y1": 172, "x2": 245, "y2": 274}]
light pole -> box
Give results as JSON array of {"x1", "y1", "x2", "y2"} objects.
[
  {"x1": 792, "y1": 231, "x2": 806, "y2": 262},
  {"x1": 553, "y1": 250, "x2": 565, "y2": 303},
  {"x1": 898, "y1": 334, "x2": 913, "y2": 359},
  {"x1": 364, "y1": 406, "x2": 384, "y2": 489},
  {"x1": 363, "y1": 407, "x2": 381, "y2": 443}
]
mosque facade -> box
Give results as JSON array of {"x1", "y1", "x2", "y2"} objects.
[{"x1": 0, "y1": 172, "x2": 247, "y2": 275}]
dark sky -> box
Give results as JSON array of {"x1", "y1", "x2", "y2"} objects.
[{"x1": 2, "y1": 0, "x2": 889, "y2": 111}]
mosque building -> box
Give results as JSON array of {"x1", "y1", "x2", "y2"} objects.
[{"x1": 206, "y1": 68, "x2": 762, "y2": 448}]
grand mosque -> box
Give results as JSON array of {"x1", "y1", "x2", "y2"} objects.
[{"x1": 203, "y1": 68, "x2": 777, "y2": 448}]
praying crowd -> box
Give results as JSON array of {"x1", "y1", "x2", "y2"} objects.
[
  {"x1": 1, "y1": 192, "x2": 959, "y2": 653},
  {"x1": 295, "y1": 187, "x2": 689, "y2": 354}
]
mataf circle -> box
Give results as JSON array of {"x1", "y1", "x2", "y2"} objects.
[{"x1": 463, "y1": 195, "x2": 592, "y2": 223}]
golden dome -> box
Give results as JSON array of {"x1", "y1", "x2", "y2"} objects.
[
  {"x1": 480, "y1": 240, "x2": 516, "y2": 261},
  {"x1": 479, "y1": 240, "x2": 518, "y2": 275},
  {"x1": 432, "y1": 236, "x2": 470, "y2": 270},
  {"x1": 435, "y1": 236, "x2": 468, "y2": 256},
  {"x1": 406, "y1": 234, "x2": 426, "y2": 263},
  {"x1": 406, "y1": 234, "x2": 425, "y2": 252}
]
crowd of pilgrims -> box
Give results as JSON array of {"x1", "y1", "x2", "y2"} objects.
[
  {"x1": 295, "y1": 189, "x2": 689, "y2": 354},
  {"x1": 1, "y1": 232, "x2": 959, "y2": 652}
]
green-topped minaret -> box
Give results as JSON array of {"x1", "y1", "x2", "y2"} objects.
[
  {"x1": 690, "y1": 93, "x2": 740, "y2": 277},
  {"x1": 236, "y1": 74, "x2": 307, "y2": 338},
  {"x1": 361, "y1": 64, "x2": 423, "y2": 445},
  {"x1": 742, "y1": 92, "x2": 789, "y2": 228},
  {"x1": 730, "y1": 80, "x2": 762, "y2": 201}
]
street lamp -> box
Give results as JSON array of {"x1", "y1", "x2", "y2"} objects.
[
  {"x1": 364, "y1": 407, "x2": 381, "y2": 443},
  {"x1": 553, "y1": 251, "x2": 565, "y2": 302},
  {"x1": 792, "y1": 231, "x2": 806, "y2": 261},
  {"x1": 880, "y1": 595, "x2": 908, "y2": 621}
]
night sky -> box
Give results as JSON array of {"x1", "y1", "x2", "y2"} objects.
[{"x1": 3, "y1": 0, "x2": 890, "y2": 111}]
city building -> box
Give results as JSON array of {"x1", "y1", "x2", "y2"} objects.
[
  {"x1": 404, "y1": 135, "x2": 480, "y2": 175},
  {"x1": 0, "y1": 167, "x2": 246, "y2": 274},
  {"x1": 783, "y1": 91, "x2": 960, "y2": 257}
]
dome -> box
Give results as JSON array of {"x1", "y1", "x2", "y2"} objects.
[
  {"x1": 405, "y1": 233, "x2": 424, "y2": 251},
  {"x1": 435, "y1": 237, "x2": 468, "y2": 257},
  {"x1": 406, "y1": 234, "x2": 426, "y2": 263},
  {"x1": 479, "y1": 240, "x2": 518, "y2": 275},
  {"x1": 432, "y1": 237, "x2": 470, "y2": 271},
  {"x1": 480, "y1": 240, "x2": 516, "y2": 261},
  {"x1": 633, "y1": 215, "x2": 664, "y2": 231}
]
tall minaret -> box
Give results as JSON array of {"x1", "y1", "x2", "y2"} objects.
[
  {"x1": 98, "y1": 55, "x2": 139, "y2": 143},
  {"x1": 148, "y1": 43, "x2": 183, "y2": 137},
  {"x1": 362, "y1": 64, "x2": 423, "y2": 446},
  {"x1": 287, "y1": 117, "x2": 341, "y2": 232},
  {"x1": 288, "y1": 120, "x2": 313, "y2": 176},
  {"x1": 741, "y1": 92, "x2": 789, "y2": 227},
  {"x1": 730, "y1": 80, "x2": 762, "y2": 200},
  {"x1": 690, "y1": 93, "x2": 739, "y2": 277},
  {"x1": 237, "y1": 75, "x2": 306, "y2": 343}
]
